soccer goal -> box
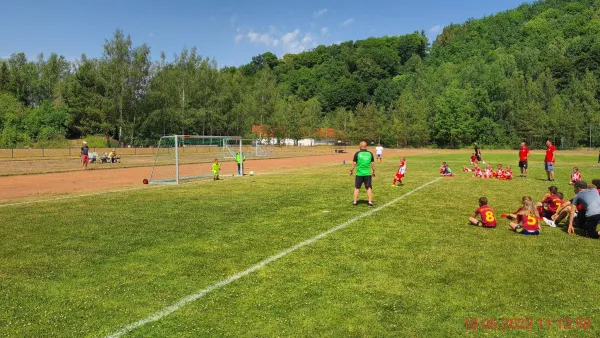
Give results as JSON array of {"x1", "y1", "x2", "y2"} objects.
[
  {"x1": 148, "y1": 135, "x2": 242, "y2": 184},
  {"x1": 221, "y1": 139, "x2": 276, "y2": 159}
]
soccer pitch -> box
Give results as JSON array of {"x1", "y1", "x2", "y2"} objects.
[{"x1": 1, "y1": 151, "x2": 599, "y2": 337}]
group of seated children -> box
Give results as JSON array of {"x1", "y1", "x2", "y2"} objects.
[
  {"x1": 463, "y1": 163, "x2": 513, "y2": 180},
  {"x1": 469, "y1": 196, "x2": 541, "y2": 235},
  {"x1": 100, "y1": 150, "x2": 120, "y2": 163},
  {"x1": 469, "y1": 180, "x2": 600, "y2": 235},
  {"x1": 440, "y1": 162, "x2": 454, "y2": 177}
]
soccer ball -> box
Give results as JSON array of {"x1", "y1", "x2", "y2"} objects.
[{"x1": 249, "y1": 171, "x2": 254, "y2": 176}]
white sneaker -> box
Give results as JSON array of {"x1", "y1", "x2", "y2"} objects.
[{"x1": 543, "y1": 217, "x2": 556, "y2": 227}]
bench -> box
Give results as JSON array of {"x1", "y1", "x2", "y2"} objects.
[{"x1": 334, "y1": 149, "x2": 346, "y2": 153}]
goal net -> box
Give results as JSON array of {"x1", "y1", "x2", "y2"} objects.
[
  {"x1": 221, "y1": 139, "x2": 276, "y2": 159},
  {"x1": 149, "y1": 135, "x2": 241, "y2": 184}
]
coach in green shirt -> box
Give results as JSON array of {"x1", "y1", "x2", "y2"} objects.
[{"x1": 349, "y1": 141, "x2": 375, "y2": 207}]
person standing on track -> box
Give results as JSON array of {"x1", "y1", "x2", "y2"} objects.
[
  {"x1": 545, "y1": 140, "x2": 556, "y2": 182},
  {"x1": 519, "y1": 142, "x2": 530, "y2": 178},
  {"x1": 81, "y1": 141, "x2": 89, "y2": 170},
  {"x1": 350, "y1": 141, "x2": 375, "y2": 207},
  {"x1": 375, "y1": 143, "x2": 384, "y2": 164}
]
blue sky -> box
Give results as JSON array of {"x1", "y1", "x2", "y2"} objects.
[{"x1": 0, "y1": 0, "x2": 531, "y2": 67}]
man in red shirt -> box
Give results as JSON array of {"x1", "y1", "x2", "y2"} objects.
[
  {"x1": 518, "y1": 142, "x2": 530, "y2": 178},
  {"x1": 544, "y1": 140, "x2": 556, "y2": 182}
]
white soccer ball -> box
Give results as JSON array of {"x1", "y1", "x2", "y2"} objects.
[{"x1": 249, "y1": 171, "x2": 254, "y2": 176}]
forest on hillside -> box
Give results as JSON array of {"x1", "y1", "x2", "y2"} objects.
[{"x1": 1, "y1": 0, "x2": 600, "y2": 149}]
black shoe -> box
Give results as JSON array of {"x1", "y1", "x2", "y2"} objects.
[{"x1": 368, "y1": 202, "x2": 374, "y2": 207}]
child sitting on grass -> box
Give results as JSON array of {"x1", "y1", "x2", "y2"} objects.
[
  {"x1": 440, "y1": 162, "x2": 454, "y2": 177},
  {"x1": 569, "y1": 167, "x2": 582, "y2": 185},
  {"x1": 470, "y1": 153, "x2": 478, "y2": 165},
  {"x1": 494, "y1": 164, "x2": 504, "y2": 179},
  {"x1": 537, "y1": 186, "x2": 562, "y2": 227},
  {"x1": 483, "y1": 163, "x2": 494, "y2": 178},
  {"x1": 468, "y1": 197, "x2": 497, "y2": 228},
  {"x1": 502, "y1": 165, "x2": 513, "y2": 180},
  {"x1": 509, "y1": 196, "x2": 541, "y2": 235}
]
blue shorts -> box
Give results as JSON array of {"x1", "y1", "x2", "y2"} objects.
[
  {"x1": 514, "y1": 225, "x2": 539, "y2": 235},
  {"x1": 545, "y1": 162, "x2": 554, "y2": 171},
  {"x1": 376, "y1": 154, "x2": 382, "y2": 159}
]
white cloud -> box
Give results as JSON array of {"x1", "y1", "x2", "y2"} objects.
[
  {"x1": 247, "y1": 30, "x2": 277, "y2": 46},
  {"x1": 321, "y1": 27, "x2": 328, "y2": 36},
  {"x1": 235, "y1": 27, "x2": 317, "y2": 54},
  {"x1": 429, "y1": 24, "x2": 442, "y2": 34},
  {"x1": 342, "y1": 18, "x2": 354, "y2": 26},
  {"x1": 313, "y1": 9, "x2": 327, "y2": 18}
]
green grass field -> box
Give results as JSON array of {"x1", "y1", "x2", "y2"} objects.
[{"x1": 1, "y1": 151, "x2": 600, "y2": 337}]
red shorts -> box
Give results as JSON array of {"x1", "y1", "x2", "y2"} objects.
[
  {"x1": 82, "y1": 155, "x2": 89, "y2": 163},
  {"x1": 395, "y1": 173, "x2": 404, "y2": 180}
]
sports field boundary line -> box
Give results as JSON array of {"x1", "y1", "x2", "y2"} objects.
[{"x1": 106, "y1": 177, "x2": 443, "y2": 338}]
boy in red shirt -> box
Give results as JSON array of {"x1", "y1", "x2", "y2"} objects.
[
  {"x1": 494, "y1": 164, "x2": 503, "y2": 178},
  {"x1": 392, "y1": 157, "x2": 406, "y2": 187},
  {"x1": 483, "y1": 163, "x2": 493, "y2": 179},
  {"x1": 469, "y1": 197, "x2": 497, "y2": 228},
  {"x1": 470, "y1": 153, "x2": 477, "y2": 165},
  {"x1": 537, "y1": 186, "x2": 563, "y2": 227},
  {"x1": 569, "y1": 167, "x2": 581, "y2": 185},
  {"x1": 502, "y1": 165, "x2": 513, "y2": 180}
]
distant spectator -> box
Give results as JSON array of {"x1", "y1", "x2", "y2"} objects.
[
  {"x1": 474, "y1": 143, "x2": 484, "y2": 164},
  {"x1": 568, "y1": 181, "x2": 600, "y2": 238},
  {"x1": 81, "y1": 141, "x2": 89, "y2": 170},
  {"x1": 545, "y1": 140, "x2": 556, "y2": 182},
  {"x1": 101, "y1": 152, "x2": 108, "y2": 163},
  {"x1": 109, "y1": 149, "x2": 119, "y2": 163},
  {"x1": 375, "y1": 143, "x2": 384, "y2": 164}
]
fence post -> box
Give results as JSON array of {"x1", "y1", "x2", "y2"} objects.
[
  {"x1": 42, "y1": 148, "x2": 45, "y2": 157},
  {"x1": 135, "y1": 147, "x2": 137, "y2": 155},
  {"x1": 12, "y1": 148, "x2": 14, "y2": 158}
]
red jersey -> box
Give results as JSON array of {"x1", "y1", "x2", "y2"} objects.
[
  {"x1": 496, "y1": 169, "x2": 504, "y2": 177},
  {"x1": 542, "y1": 194, "x2": 563, "y2": 213},
  {"x1": 519, "y1": 146, "x2": 530, "y2": 161},
  {"x1": 545, "y1": 145, "x2": 556, "y2": 162},
  {"x1": 470, "y1": 155, "x2": 477, "y2": 162},
  {"x1": 516, "y1": 214, "x2": 540, "y2": 231},
  {"x1": 504, "y1": 170, "x2": 513, "y2": 179},
  {"x1": 397, "y1": 161, "x2": 406, "y2": 175},
  {"x1": 475, "y1": 205, "x2": 497, "y2": 227},
  {"x1": 570, "y1": 172, "x2": 581, "y2": 183}
]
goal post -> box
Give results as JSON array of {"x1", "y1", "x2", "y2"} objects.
[{"x1": 148, "y1": 135, "x2": 242, "y2": 184}]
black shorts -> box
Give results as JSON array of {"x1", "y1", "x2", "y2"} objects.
[
  {"x1": 355, "y1": 175, "x2": 373, "y2": 189},
  {"x1": 476, "y1": 155, "x2": 482, "y2": 161},
  {"x1": 519, "y1": 161, "x2": 528, "y2": 169}
]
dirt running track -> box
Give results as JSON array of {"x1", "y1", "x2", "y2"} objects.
[{"x1": 0, "y1": 153, "x2": 371, "y2": 201}]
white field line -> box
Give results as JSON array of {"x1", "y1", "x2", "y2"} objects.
[{"x1": 106, "y1": 177, "x2": 443, "y2": 338}]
